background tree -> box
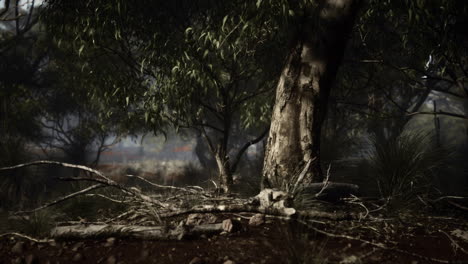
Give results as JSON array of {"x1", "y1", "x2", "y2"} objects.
[
  {"x1": 42, "y1": 0, "x2": 287, "y2": 192},
  {"x1": 0, "y1": 0, "x2": 50, "y2": 208},
  {"x1": 39, "y1": 40, "x2": 136, "y2": 167},
  {"x1": 319, "y1": 0, "x2": 468, "y2": 196}
]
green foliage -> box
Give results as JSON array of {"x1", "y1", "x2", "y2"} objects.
[
  {"x1": 367, "y1": 131, "x2": 449, "y2": 207},
  {"x1": 39, "y1": 0, "x2": 297, "y2": 190},
  {"x1": 41, "y1": 0, "x2": 288, "y2": 134}
]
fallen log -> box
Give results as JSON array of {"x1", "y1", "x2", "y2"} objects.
[
  {"x1": 299, "y1": 182, "x2": 360, "y2": 202},
  {"x1": 51, "y1": 222, "x2": 229, "y2": 240}
]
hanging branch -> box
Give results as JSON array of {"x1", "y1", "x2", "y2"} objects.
[{"x1": 230, "y1": 126, "x2": 270, "y2": 174}]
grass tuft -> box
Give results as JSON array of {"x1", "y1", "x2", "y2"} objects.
[{"x1": 367, "y1": 131, "x2": 450, "y2": 210}]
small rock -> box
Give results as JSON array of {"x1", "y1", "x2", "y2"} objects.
[
  {"x1": 248, "y1": 214, "x2": 265, "y2": 226},
  {"x1": 186, "y1": 213, "x2": 218, "y2": 226},
  {"x1": 272, "y1": 190, "x2": 286, "y2": 201},
  {"x1": 223, "y1": 260, "x2": 236, "y2": 264},
  {"x1": 48, "y1": 240, "x2": 57, "y2": 247},
  {"x1": 189, "y1": 256, "x2": 204, "y2": 264},
  {"x1": 72, "y1": 242, "x2": 84, "y2": 252},
  {"x1": 11, "y1": 241, "x2": 25, "y2": 254},
  {"x1": 140, "y1": 249, "x2": 149, "y2": 259},
  {"x1": 105, "y1": 237, "x2": 116, "y2": 247},
  {"x1": 340, "y1": 255, "x2": 358, "y2": 264},
  {"x1": 73, "y1": 253, "x2": 83, "y2": 262},
  {"x1": 106, "y1": 255, "x2": 117, "y2": 264},
  {"x1": 222, "y1": 219, "x2": 242, "y2": 233},
  {"x1": 25, "y1": 254, "x2": 38, "y2": 264},
  {"x1": 12, "y1": 257, "x2": 23, "y2": 264}
]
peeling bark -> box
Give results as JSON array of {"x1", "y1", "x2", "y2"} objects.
[
  {"x1": 214, "y1": 150, "x2": 233, "y2": 193},
  {"x1": 51, "y1": 223, "x2": 227, "y2": 240},
  {"x1": 263, "y1": 0, "x2": 361, "y2": 188}
]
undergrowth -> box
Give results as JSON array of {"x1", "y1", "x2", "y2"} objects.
[
  {"x1": 279, "y1": 219, "x2": 330, "y2": 264},
  {"x1": 8, "y1": 210, "x2": 55, "y2": 238},
  {"x1": 367, "y1": 131, "x2": 451, "y2": 211}
]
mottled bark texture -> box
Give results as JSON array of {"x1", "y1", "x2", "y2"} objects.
[{"x1": 262, "y1": 0, "x2": 360, "y2": 188}]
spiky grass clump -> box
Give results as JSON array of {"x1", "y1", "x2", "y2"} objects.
[
  {"x1": 367, "y1": 131, "x2": 449, "y2": 208},
  {"x1": 0, "y1": 138, "x2": 33, "y2": 210},
  {"x1": 10, "y1": 210, "x2": 55, "y2": 238},
  {"x1": 278, "y1": 220, "x2": 330, "y2": 264}
]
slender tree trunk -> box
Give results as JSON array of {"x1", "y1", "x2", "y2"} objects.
[
  {"x1": 214, "y1": 148, "x2": 233, "y2": 193},
  {"x1": 262, "y1": 0, "x2": 361, "y2": 188},
  {"x1": 202, "y1": 111, "x2": 234, "y2": 192}
]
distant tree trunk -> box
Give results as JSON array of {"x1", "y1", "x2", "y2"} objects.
[
  {"x1": 262, "y1": 0, "x2": 361, "y2": 188},
  {"x1": 195, "y1": 135, "x2": 216, "y2": 170},
  {"x1": 214, "y1": 147, "x2": 233, "y2": 193},
  {"x1": 201, "y1": 113, "x2": 234, "y2": 193}
]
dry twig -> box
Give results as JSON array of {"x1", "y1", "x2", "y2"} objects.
[{"x1": 0, "y1": 232, "x2": 52, "y2": 243}]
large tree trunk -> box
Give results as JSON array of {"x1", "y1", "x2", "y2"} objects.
[{"x1": 262, "y1": 0, "x2": 361, "y2": 188}]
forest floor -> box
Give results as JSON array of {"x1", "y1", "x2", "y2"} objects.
[{"x1": 1, "y1": 211, "x2": 467, "y2": 264}]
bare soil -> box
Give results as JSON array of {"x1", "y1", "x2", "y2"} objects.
[{"x1": 1, "y1": 213, "x2": 467, "y2": 264}]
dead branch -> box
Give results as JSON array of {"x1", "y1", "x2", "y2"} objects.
[
  {"x1": 158, "y1": 204, "x2": 295, "y2": 219},
  {"x1": 0, "y1": 160, "x2": 113, "y2": 183},
  {"x1": 426, "y1": 196, "x2": 468, "y2": 211},
  {"x1": 314, "y1": 163, "x2": 332, "y2": 198},
  {"x1": 51, "y1": 223, "x2": 230, "y2": 240},
  {"x1": 57, "y1": 177, "x2": 169, "y2": 208},
  {"x1": 303, "y1": 220, "x2": 458, "y2": 264},
  {"x1": 344, "y1": 194, "x2": 370, "y2": 220},
  {"x1": 292, "y1": 158, "x2": 314, "y2": 194},
  {"x1": 447, "y1": 201, "x2": 468, "y2": 211},
  {"x1": 57, "y1": 177, "x2": 134, "y2": 196},
  {"x1": 431, "y1": 196, "x2": 468, "y2": 203},
  {"x1": 0, "y1": 232, "x2": 52, "y2": 243},
  {"x1": 407, "y1": 111, "x2": 468, "y2": 120},
  {"x1": 84, "y1": 194, "x2": 130, "y2": 204},
  {"x1": 0, "y1": 161, "x2": 172, "y2": 214},
  {"x1": 299, "y1": 182, "x2": 360, "y2": 202},
  {"x1": 440, "y1": 230, "x2": 468, "y2": 255},
  {"x1": 126, "y1": 174, "x2": 203, "y2": 193},
  {"x1": 16, "y1": 184, "x2": 105, "y2": 214}
]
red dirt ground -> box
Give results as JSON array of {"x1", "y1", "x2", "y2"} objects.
[{"x1": 1, "y1": 214, "x2": 468, "y2": 264}]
